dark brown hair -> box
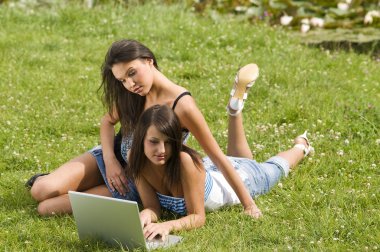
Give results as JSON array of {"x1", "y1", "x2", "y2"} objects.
[
  {"x1": 99, "y1": 39, "x2": 159, "y2": 136},
  {"x1": 128, "y1": 105, "x2": 202, "y2": 188}
]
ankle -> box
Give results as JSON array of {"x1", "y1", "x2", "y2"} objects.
[
  {"x1": 294, "y1": 136, "x2": 308, "y2": 147},
  {"x1": 293, "y1": 131, "x2": 314, "y2": 157},
  {"x1": 226, "y1": 103, "x2": 240, "y2": 116}
]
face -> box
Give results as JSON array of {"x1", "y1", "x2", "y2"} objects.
[
  {"x1": 144, "y1": 125, "x2": 172, "y2": 167},
  {"x1": 111, "y1": 58, "x2": 154, "y2": 96}
]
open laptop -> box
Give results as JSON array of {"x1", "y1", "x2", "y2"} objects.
[{"x1": 68, "y1": 191, "x2": 182, "y2": 250}]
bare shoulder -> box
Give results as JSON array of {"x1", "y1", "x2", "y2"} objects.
[
  {"x1": 179, "y1": 151, "x2": 204, "y2": 181},
  {"x1": 179, "y1": 151, "x2": 199, "y2": 172},
  {"x1": 173, "y1": 94, "x2": 199, "y2": 116},
  {"x1": 179, "y1": 151, "x2": 194, "y2": 165},
  {"x1": 102, "y1": 110, "x2": 119, "y2": 124}
]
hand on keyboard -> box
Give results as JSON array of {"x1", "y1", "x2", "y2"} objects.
[{"x1": 143, "y1": 222, "x2": 171, "y2": 241}]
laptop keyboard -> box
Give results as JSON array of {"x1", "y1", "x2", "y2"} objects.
[{"x1": 146, "y1": 238, "x2": 166, "y2": 249}]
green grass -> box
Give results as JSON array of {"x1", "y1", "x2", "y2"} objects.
[{"x1": 0, "y1": 1, "x2": 379, "y2": 251}]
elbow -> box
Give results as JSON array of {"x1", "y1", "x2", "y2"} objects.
[
  {"x1": 100, "y1": 114, "x2": 109, "y2": 124},
  {"x1": 101, "y1": 113, "x2": 117, "y2": 127},
  {"x1": 145, "y1": 207, "x2": 161, "y2": 221},
  {"x1": 195, "y1": 214, "x2": 206, "y2": 228}
]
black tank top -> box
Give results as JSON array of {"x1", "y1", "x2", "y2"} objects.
[
  {"x1": 172, "y1": 91, "x2": 191, "y2": 136},
  {"x1": 172, "y1": 91, "x2": 191, "y2": 110}
]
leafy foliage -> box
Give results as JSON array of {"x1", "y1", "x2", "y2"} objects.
[
  {"x1": 190, "y1": 0, "x2": 380, "y2": 29},
  {"x1": 186, "y1": 0, "x2": 380, "y2": 56}
]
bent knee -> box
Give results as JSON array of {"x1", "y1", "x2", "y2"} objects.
[
  {"x1": 30, "y1": 179, "x2": 59, "y2": 202},
  {"x1": 36, "y1": 202, "x2": 50, "y2": 216},
  {"x1": 36, "y1": 201, "x2": 58, "y2": 216}
]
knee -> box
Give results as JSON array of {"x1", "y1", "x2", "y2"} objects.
[
  {"x1": 36, "y1": 201, "x2": 55, "y2": 216},
  {"x1": 30, "y1": 179, "x2": 56, "y2": 202},
  {"x1": 36, "y1": 202, "x2": 48, "y2": 216}
]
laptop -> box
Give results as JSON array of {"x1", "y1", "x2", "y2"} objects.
[{"x1": 68, "y1": 191, "x2": 182, "y2": 250}]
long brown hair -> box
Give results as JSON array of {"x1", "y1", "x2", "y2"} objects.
[
  {"x1": 128, "y1": 105, "x2": 202, "y2": 188},
  {"x1": 99, "y1": 39, "x2": 159, "y2": 136}
]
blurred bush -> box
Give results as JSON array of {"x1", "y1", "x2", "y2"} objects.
[
  {"x1": 3, "y1": 0, "x2": 379, "y2": 31},
  {"x1": 187, "y1": 0, "x2": 380, "y2": 57},
  {"x1": 189, "y1": 0, "x2": 380, "y2": 32},
  {"x1": 2, "y1": 0, "x2": 379, "y2": 56}
]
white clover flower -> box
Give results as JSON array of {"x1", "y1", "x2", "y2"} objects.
[
  {"x1": 254, "y1": 143, "x2": 265, "y2": 151},
  {"x1": 364, "y1": 14, "x2": 373, "y2": 24},
  {"x1": 337, "y1": 150, "x2": 344, "y2": 156},
  {"x1": 301, "y1": 19, "x2": 310, "y2": 33},
  {"x1": 338, "y1": 2, "x2": 349, "y2": 11},
  {"x1": 344, "y1": 139, "x2": 350, "y2": 145},
  {"x1": 86, "y1": 0, "x2": 94, "y2": 8},
  {"x1": 234, "y1": 6, "x2": 247, "y2": 12},
  {"x1": 364, "y1": 10, "x2": 380, "y2": 24},
  {"x1": 246, "y1": 7, "x2": 258, "y2": 17},
  {"x1": 310, "y1": 17, "x2": 324, "y2": 28},
  {"x1": 280, "y1": 15, "x2": 293, "y2": 26}
]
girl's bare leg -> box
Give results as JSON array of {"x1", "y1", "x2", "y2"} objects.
[
  {"x1": 36, "y1": 185, "x2": 111, "y2": 216},
  {"x1": 226, "y1": 63, "x2": 259, "y2": 158},
  {"x1": 30, "y1": 152, "x2": 106, "y2": 215},
  {"x1": 227, "y1": 113, "x2": 253, "y2": 159},
  {"x1": 277, "y1": 137, "x2": 309, "y2": 169}
]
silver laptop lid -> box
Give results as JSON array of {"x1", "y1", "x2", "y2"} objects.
[{"x1": 68, "y1": 191, "x2": 182, "y2": 250}]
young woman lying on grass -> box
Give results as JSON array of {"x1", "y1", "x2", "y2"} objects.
[
  {"x1": 129, "y1": 98, "x2": 314, "y2": 240},
  {"x1": 27, "y1": 39, "x2": 262, "y2": 218}
]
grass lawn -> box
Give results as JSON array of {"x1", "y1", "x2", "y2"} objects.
[{"x1": 0, "y1": 1, "x2": 379, "y2": 251}]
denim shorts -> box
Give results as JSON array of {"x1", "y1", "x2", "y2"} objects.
[
  {"x1": 203, "y1": 155, "x2": 290, "y2": 199},
  {"x1": 88, "y1": 145, "x2": 140, "y2": 202}
]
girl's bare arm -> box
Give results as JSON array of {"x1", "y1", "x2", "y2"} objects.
[
  {"x1": 140, "y1": 152, "x2": 206, "y2": 240},
  {"x1": 136, "y1": 176, "x2": 161, "y2": 224},
  {"x1": 100, "y1": 110, "x2": 129, "y2": 195},
  {"x1": 175, "y1": 96, "x2": 261, "y2": 217}
]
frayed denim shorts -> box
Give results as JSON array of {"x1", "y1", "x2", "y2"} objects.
[{"x1": 88, "y1": 145, "x2": 140, "y2": 202}]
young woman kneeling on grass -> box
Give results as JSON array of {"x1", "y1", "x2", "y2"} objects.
[{"x1": 129, "y1": 101, "x2": 314, "y2": 240}]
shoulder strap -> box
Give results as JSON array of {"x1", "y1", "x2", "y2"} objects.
[{"x1": 172, "y1": 91, "x2": 192, "y2": 110}]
